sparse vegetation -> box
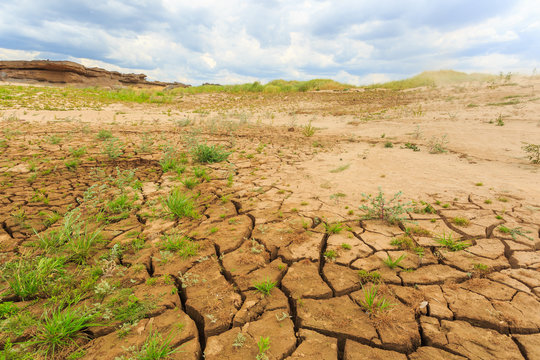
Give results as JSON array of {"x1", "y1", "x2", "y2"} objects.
[
  {"x1": 497, "y1": 225, "x2": 533, "y2": 241},
  {"x1": 359, "y1": 188, "x2": 412, "y2": 224},
  {"x1": 253, "y1": 278, "x2": 276, "y2": 296},
  {"x1": 428, "y1": 134, "x2": 448, "y2": 154},
  {"x1": 164, "y1": 189, "x2": 197, "y2": 219},
  {"x1": 522, "y1": 143, "x2": 540, "y2": 164},
  {"x1": 29, "y1": 305, "x2": 98, "y2": 357},
  {"x1": 383, "y1": 253, "x2": 406, "y2": 269},
  {"x1": 160, "y1": 234, "x2": 200, "y2": 258},
  {"x1": 323, "y1": 250, "x2": 338, "y2": 261},
  {"x1": 329, "y1": 164, "x2": 350, "y2": 173},
  {"x1": 0, "y1": 68, "x2": 536, "y2": 359},
  {"x1": 256, "y1": 336, "x2": 271, "y2": 360},
  {"x1": 302, "y1": 121, "x2": 316, "y2": 137},
  {"x1": 324, "y1": 222, "x2": 343, "y2": 234},
  {"x1": 134, "y1": 329, "x2": 181, "y2": 360},
  {"x1": 435, "y1": 233, "x2": 470, "y2": 251},
  {"x1": 452, "y1": 216, "x2": 470, "y2": 226},
  {"x1": 356, "y1": 284, "x2": 393, "y2": 315},
  {"x1": 357, "y1": 270, "x2": 381, "y2": 284},
  {"x1": 191, "y1": 143, "x2": 230, "y2": 163}
]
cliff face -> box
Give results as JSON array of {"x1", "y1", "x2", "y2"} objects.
[{"x1": 0, "y1": 60, "x2": 189, "y2": 88}]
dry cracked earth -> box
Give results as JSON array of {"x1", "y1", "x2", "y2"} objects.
[{"x1": 0, "y1": 81, "x2": 539, "y2": 360}]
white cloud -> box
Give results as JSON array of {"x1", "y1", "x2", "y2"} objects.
[
  {"x1": 0, "y1": 0, "x2": 539, "y2": 85},
  {"x1": 0, "y1": 48, "x2": 40, "y2": 60}
]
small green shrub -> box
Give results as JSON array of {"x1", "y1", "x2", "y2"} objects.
[
  {"x1": 404, "y1": 142, "x2": 420, "y2": 151},
  {"x1": 256, "y1": 336, "x2": 271, "y2": 360},
  {"x1": 390, "y1": 236, "x2": 415, "y2": 250},
  {"x1": 323, "y1": 222, "x2": 343, "y2": 234},
  {"x1": 102, "y1": 138, "x2": 124, "y2": 159},
  {"x1": 497, "y1": 225, "x2": 533, "y2": 241},
  {"x1": 164, "y1": 189, "x2": 197, "y2": 219},
  {"x1": 522, "y1": 143, "x2": 540, "y2": 164},
  {"x1": 435, "y1": 233, "x2": 470, "y2": 251},
  {"x1": 428, "y1": 134, "x2": 448, "y2": 154},
  {"x1": 323, "y1": 250, "x2": 337, "y2": 260},
  {"x1": 253, "y1": 278, "x2": 276, "y2": 296},
  {"x1": 191, "y1": 143, "x2": 230, "y2": 163},
  {"x1": 357, "y1": 270, "x2": 381, "y2": 284},
  {"x1": 359, "y1": 188, "x2": 412, "y2": 224}
]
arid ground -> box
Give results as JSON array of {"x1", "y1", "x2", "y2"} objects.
[{"x1": 0, "y1": 74, "x2": 539, "y2": 359}]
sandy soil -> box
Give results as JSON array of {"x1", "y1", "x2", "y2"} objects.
[{"x1": 0, "y1": 76, "x2": 539, "y2": 359}]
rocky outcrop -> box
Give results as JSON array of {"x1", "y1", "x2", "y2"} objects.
[{"x1": 0, "y1": 60, "x2": 189, "y2": 88}]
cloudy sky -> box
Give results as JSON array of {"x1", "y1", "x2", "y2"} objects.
[{"x1": 1, "y1": 1, "x2": 539, "y2": 85}]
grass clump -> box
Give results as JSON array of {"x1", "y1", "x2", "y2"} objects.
[
  {"x1": 451, "y1": 216, "x2": 470, "y2": 227},
  {"x1": 359, "y1": 188, "x2": 412, "y2": 224},
  {"x1": 0, "y1": 302, "x2": 19, "y2": 319},
  {"x1": 435, "y1": 233, "x2": 470, "y2": 251},
  {"x1": 357, "y1": 270, "x2": 381, "y2": 284},
  {"x1": 164, "y1": 189, "x2": 197, "y2": 219},
  {"x1": 160, "y1": 234, "x2": 200, "y2": 258},
  {"x1": 1, "y1": 257, "x2": 66, "y2": 300},
  {"x1": 406, "y1": 225, "x2": 431, "y2": 236},
  {"x1": 323, "y1": 222, "x2": 343, "y2": 234},
  {"x1": 302, "y1": 121, "x2": 316, "y2": 137},
  {"x1": 109, "y1": 291, "x2": 156, "y2": 323},
  {"x1": 191, "y1": 143, "x2": 230, "y2": 163},
  {"x1": 390, "y1": 236, "x2": 415, "y2": 250},
  {"x1": 134, "y1": 329, "x2": 181, "y2": 360},
  {"x1": 159, "y1": 149, "x2": 187, "y2": 173},
  {"x1": 181, "y1": 177, "x2": 198, "y2": 189},
  {"x1": 473, "y1": 263, "x2": 490, "y2": 276},
  {"x1": 253, "y1": 278, "x2": 276, "y2": 296},
  {"x1": 29, "y1": 305, "x2": 98, "y2": 357},
  {"x1": 35, "y1": 209, "x2": 102, "y2": 263},
  {"x1": 357, "y1": 284, "x2": 393, "y2": 315},
  {"x1": 107, "y1": 193, "x2": 134, "y2": 214},
  {"x1": 323, "y1": 250, "x2": 337, "y2": 261},
  {"x1": 382, "y1": 253, "x2": 406, "y2": 269}
]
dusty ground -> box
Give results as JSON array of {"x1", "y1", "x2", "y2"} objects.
[{"x1": 0, "y1": 75, "x2": 539, "y2": 359}]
